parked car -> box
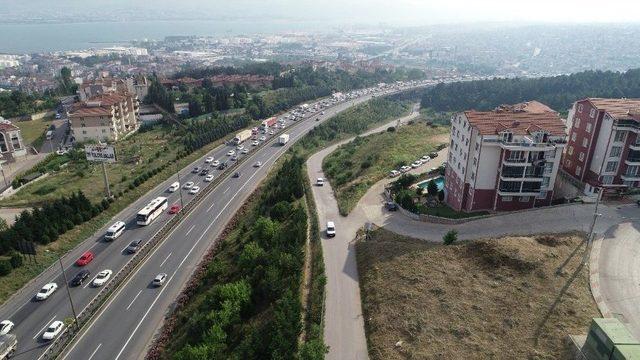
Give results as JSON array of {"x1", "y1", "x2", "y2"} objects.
[
  {"x1": 153, "y1": 273, "x2": 167, "y2": 287},
  {"x1": 389, "y1": 170, "x2": 401, "y2": 178},
  {"x1": 42, "y1": 321, "x2": 64, "y2": 340},
  {"x1": 400, "y1": 166, "x2": 412, "y2": 173},
  {"x1": 36, "y1": 283, "x2": 58, "y2": 301},
  {"x1": 385, "y1": 202, "x2": 398, "y2": 211},
  {"x1": 70, "y1": 270, "x2": 91, "y2": 286},
  {"x1": 182, "y1": 181, "x2": 194, "y2": 189},
  {"x1": 204, "y1": 174, "x2": 214, "y2": 182},
  {"x1": 76, "y1": 251, "x2": 94, "y2": 266},
  {"x1": 411, "y1": 160, "x2": 423, "y2": 168},
  {"x1": 92, "y1": 269, "x2": 112, "y2": 287},
  {"x1": 429, "y1": 152, "x2": 438, "y2": 158},
  {"x1": 126, "y1": 239, "x2": 142, "y2": 253},
  {"x1": 420, "y1": 155, "x2": 431, "y2": 162},
  {"x1": 169, "y1": 204, "x2": 181, "y2": 214}
]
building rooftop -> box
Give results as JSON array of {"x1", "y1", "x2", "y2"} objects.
[
  {"x1": 465, "y1": 101, "x2": 565, "y2": 136},
  {"x1": 586, "y1": 98, "x2": 640, "y2": 121}
]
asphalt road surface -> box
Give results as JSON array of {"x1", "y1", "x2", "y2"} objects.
[{"x1": 0, "y1": 82, "x2": 424, "y2": 360}]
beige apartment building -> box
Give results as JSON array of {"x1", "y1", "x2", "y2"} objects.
[{"x1": 69, "y1": 91, "x2": 139, "y2": 143}]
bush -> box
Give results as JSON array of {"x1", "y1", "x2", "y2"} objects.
[
  {"x1": 9, "y1": 252, "x2": 22, "y2": 268},
  {"x1": 0, "y1": 259, "x2": 12, "y2": 276},
  {"x1": 121, "y1": 175, "x2": 128, "y2": 182},
  {"x1": 443, "y1": 230, "x2": 458, "y2": 245},
  {"x1": 387, "y1": 126, "x2": 396, "y2": 132},
  {"x1": 101, "y1": 198, "x2": 110, "y2": 210}
]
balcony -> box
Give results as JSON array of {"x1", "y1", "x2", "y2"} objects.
[
  {"x1": 483, "y1": 138, "x2": 564, "y2": 151},
  {"x1": 614, "y1": 120, "x2": 640, "y2": 133},
  {"x1": 630, "y1": 143, "x2": 640, "y2": 151},
  {"x1": 621, "y1": 174, "x2": 640, "y2": 182},
  {"x1": 625, "y1": 157, "x2": 640, "y2": 166}
]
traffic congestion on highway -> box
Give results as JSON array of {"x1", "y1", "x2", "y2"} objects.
[{"x1": 0, "y1": 80, "x2": 431, "y2": 360}]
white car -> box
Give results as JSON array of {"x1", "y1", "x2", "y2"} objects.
[
  {"x1": 153, "y1": 273, "x2": 167, "y2": 287},
  {"x1": 42, "y1": 320, "x2": 64, "y2": 340},
  {"x1": 259, "y1": 136, "x2": 266, "y2": 141},
  {"x1": 36, "y1": 283, "x2": 58, "y2": 301},
  {"x1": 205, "y1": 156, "x2": 214, "y2": 163},
  {"x1": 204, "y1": 174, "x2": 214, "y2": 182},
  {"x1": 420, "y1": 155, "x2": 431, "y2": 162},
  {"x1": 231, "y1": 155, "x2": 238, "y2": 161},
  {"x1": 182, "y1": 181, "x2": 194, "y2": 190},
  {"x1": 236, "y1": 145, "x2": 244, "y2": 150},
  {"x1": 317, "y1": 178, "x2": 324, "y2": 186},
  {"x1": 227, "y1": 150, "x2": 235, "y2": 156},
  {"x1": 411, "y1": 160, "x2": 423, "y2": 168},
  {"x1": 254, "y1": 161, "x2": 262, "y2": 167},
  {"x1": 252, "y1": 140, "x2": 259, "y2": 146},
  {"x1": 0, "y1": 320, "x2": 14, "y2": 335},
  {"x1": 326, "y1": 221, "x2": 336, "y2": 237},
  {"x1": 268, "y1": 130, "x2": 275, "y2": 135},
  {"x1": 211, "y1": 160, "x2": 220, "y2": 167},
  {"x1": 241, "y1": 148, "x2": 249, "y2": 154},
  {"x1": 189, "y1": 186, "x2": 200, "y2": 195},
  {"x1": 92, "y1": 269, "x2": 112, "y2": 287},
  {"x1": 389, "y1": 170, "x2": 401, "y2": 178}
]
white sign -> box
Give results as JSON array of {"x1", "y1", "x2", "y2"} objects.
[{"x1": 85, "y1": 145, "x2": 117, "y2": 163}]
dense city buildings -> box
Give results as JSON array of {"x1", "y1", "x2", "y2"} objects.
[
  {"x1": 563, "y1": 98, "x2": 640, "y2": 195},
  {"x1": 445, "y1": 101, "x2": 567, "y2": 212},
  {"x1": 68, "y1": 90, "x2": 139, "y2": 142}
]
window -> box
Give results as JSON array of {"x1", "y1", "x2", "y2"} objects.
[
  {"x1": 582, "y1": 137, "x2": 589, "y2": 147},
  {"x1": 537, "y1": 191, "x2": 547, "y2": 199},
  {"x1": 605, "y1": 161, "x2": 618, "y2": 172},
  {"x1": 626, "y1": 165, "x2": 639, "y2": 176},
  {"x1": 568, "y1": 146, "x2": 574, "y2": 155},
  {"x1": 475, "y1": 142, "x2": 479, "y2": 151},
  {"x1": 571, "y1": 132, "x2": 577, "y2": 142},
  {"x1": 519, "y1": 196, "x2": 530, "y2": 202},
  {"x1": 586, "y1": 123, "x2": 592, "y2": 133},
  {"x1": 574, "y1": 117, "x2": 581, "y2": 128},
  {"x1": 576, "y1": 166, "x2": 582, "y2": 176},
  {"x1": 602, "y1": 175, "x2": 614, "y2": 184},
  {"x1": 101, "y1": 129, "x2": 106, "y2": 133},
  {"x1": 578, "y1": 104, "x2": 584, "y2": 113},
  {"x1": 502, "y1": 196, "x2": 512, "y2": 202},
  {"x1": 501, "y1": 131, "x2": 513, "y2": 143},
  {"x1": 590, "y1": 108, "x2": 596, "y2": 118},
  {"x1": 82, "y1": 130, "x2": 87, "y2": 135},
  {"x1": 579, "y1": 152, "x2": 585, "y2": 161},
  {"x1": 565, "y1": 159, "x2": 572, "y2": 167},
  {"x1": 624, "y1": 180, "x2": 635, "y2": 187},
  {"x1": 614, "y1": 131, "x2": 627, "y2": 142},
  {"x1": 610, "y1": 146, "x2": 622, "y2": 157}
]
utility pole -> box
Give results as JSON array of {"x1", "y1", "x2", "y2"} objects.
[
  {"x1": 583, "y1": 188, "x2": 603, "y2": 265},
  {"x1": 176, "y1": 171, "x2": 184, "y2": 209},
  {"x1": 101, "y1": 162, "x2": 111, "y2": 198},
  {"x1": 58, "y1": 255, "x2": 79, "y2": 329}
]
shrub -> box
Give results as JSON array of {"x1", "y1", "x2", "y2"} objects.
[
  {"x1": 387, "y1": 126, "x2": 396, "y2": 132},
  {"x1": 9, "y1": 252, "x2": 22, "y2": 269},
  {"x1": 121, "y1": 175, "x2": 128, "y2": 182},
  {"x1": 443, "y1": 230, "x2": 458, "y2": 245},
  {"x1": 438, "y1": 189, "x2": 445, "y2": 202},
  {"x1": 0, "y1": 259, "x2": 11, "y2": 276},
  {"x1": 129, "y1": 183, "x2": 135, "y2": 190},
  {"x1": 101, "y1": 198, "x2": 110, "y2": 210},
  {"x1": 427, "y1": 179, "x2": 438, "y2": 196}
]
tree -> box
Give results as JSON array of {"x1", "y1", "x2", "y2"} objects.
[
  {"x1": 427, "y1": 179, "x2": 438, "y2": 197},
  {"x1": 57, "y1": 67, "x2": 77, "y2": 95},
  {"x1": 443, "y1": 230, "x2": 458, "y2": 245},
  {"x1": 438, "y1": 189, "x2": 445, "y2": 202}
]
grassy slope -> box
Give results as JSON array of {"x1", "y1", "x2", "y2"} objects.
[
  {"x1": 323, "y1": 122, "x2": 449, "y2": 215},
  {"x1": 15, "y1": 116, "x2": 53, "y2": 148},
  {"x1": 356, "y1": 228, "x2": 599, "y2": 360}
]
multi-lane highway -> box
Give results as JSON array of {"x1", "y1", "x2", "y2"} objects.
[{"x1": 0, "y1": 81, "x2": 428, "y2": 360}]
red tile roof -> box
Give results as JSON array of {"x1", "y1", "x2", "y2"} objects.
[
  {"x1": 69, "y1": 107, "x2": 112, "y2": 117},
  {"x1": 586, "y1": 98, "x2": 640, "y2": 121},
  {"x1": 465, "y1": 102, "x2": 565, "y2": 136}
]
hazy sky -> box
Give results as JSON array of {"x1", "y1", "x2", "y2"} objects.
[{"x1": 2, "y1": 0, "x2": 639, "y2": 25}]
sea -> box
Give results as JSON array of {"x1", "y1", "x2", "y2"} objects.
[{"x1": 0, "y1": 19, "x2": 328, "y2": 54}]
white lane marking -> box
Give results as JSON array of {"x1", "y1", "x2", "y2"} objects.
[
  {"x1": 206, "y1": 202, "x2": 216, "y2": 213},
  {"x1": 223, "y1": 186, "x2": 230, "y2": 194},
  {"x1": 83, "y1": 277, "x2": 95, "y2": 289},
  {"x1": 126, "y1": 290, "x2": 143, "y2": 311},
  {"x1": 159, "y1": 253, "x2": 172, "y2": 267},
  {"x1": 87, "y1": 343, "x2": 102, "y2": 360},
  {"x1": 185, "y1": 224, "x2": 195, "y2": 236},
  {"x1": 33, "y1": 315, "x2": 56, "y2": 339}
]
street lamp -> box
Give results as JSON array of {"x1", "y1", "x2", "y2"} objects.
[
  {"x1": 176, "y1": 170, "x2": 184, "y2": 209},
  {"x1": 57, "y1": 254, "x2": 79, "y2": 329}
]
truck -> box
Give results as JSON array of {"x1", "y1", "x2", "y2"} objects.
[
  {"x1": 0, "y1": 334, "x2": 17, "y2": 359},
  {"x1": 233, "y1": 129, "x2": 252, "y2": 145},
  {"x1": 260, "y1": 117, "x2": 277, "y2": 130},
  {"x1": 278, "y1": 134, "x2": 289, "y2": 145}
]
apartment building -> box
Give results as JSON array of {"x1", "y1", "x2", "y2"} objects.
[
  {"x1": 78, "y1": 76, "x2": 149, "y2": 102},
  {"x1": 0, "y1": 118, "x2": 26, "y2": 162},
  {"x1": 563, "y1": 98, "x2": 640, "y2": 195},
  {"x1": 445, "y1": 101, "x2": 567, "y2": 212},
  {"x1": 69, "y1": 91, "x2": 139, "y2": 143}
]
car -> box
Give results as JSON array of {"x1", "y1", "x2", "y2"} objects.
[
  {"x1": 218, "y1": 162, "x2": 227, "y2": 170},
  {"x1": 389, "y1": 170, "x2": 401, "y2": 178},
  {"x1": 126, "y1": 239, "x2": 142, "y2": 253},
  {"x1": 227, "y1": 150, "x2": 235, "y2": 156},
  {"x1": 192, "y1": 166, "x2": 201, "y2": 174},
  {"x1": 233, "y1": 172, "x2": 241, "y2": 178},
  {"x1": 411, "y1": 161, "x2": 423, "y2": 168},
  {"x1": 326, "y1": 221, "x2": 336, "y2": 237},
  {"x1": 76, "y1": 251, "x2": 94, "y2": 266},
  {"x1": 430, "y1": 167, "x2": 438, "y2": 173},
  {"x1": 236, "y1": 144, "x2": 244, "y2": 150},
  {"x1": 92, "y1": 269, "x2": 112, "y2": 287},
  {"x1": 429, "y1": 152, "x2": 438, "y2": 158},
  {"x1": 0, "y1": 320, "x2": 14, "y2": 335},
  {"x1": 70, "y1": 270, "x2": 91, "y2": 287},
  {"x1": 231, "y1": 155, "x2": 238, "y2": 161},
  {"x1": 241, "y1": 148, "x2": 249, "y2": 154},
  {"x1": 199, "y1": 168, "x2": 209, "y2": 176},
  {"x1": 169, "y1": 204, "x2": 181, "y2": 214},
  {"x1": 259, "y1": 136, "x2": 266, "y2": 141},
  {"x1": 268, "y1": 130, "x2": 274, "y2": 135},
  {"x1": 252, "y1": 140, "x2": 259, "y2": 146},
  {"x1": 204, "y1": 174, "x2": 214, "y2": 182},
  {"x1": 211, "y1": 160, "x2": 220, "y2": 167},
  {"x1": 205, "y1": 156, "x2": 214, "y2": 163},
  {"x1": 36, "y1": 283, "x2": 58, "y2": 300},
  {"x1": 55, "y1": 149, "x2": 67, "y2": 156},
  {"x1": 400, "y1": 165, "x2": 412, "y2": 173},
  {"x1": 420, "y1": 155, "x2": 431, "y2": 162},
  {"x1": 189, "y1": 186, "x2": 200, "y2": 195},
  {"x1": 315, "y1": 117, "x2": 320, "y2": 121},
  {"x1": 42, "y1": 321, "x2": 64, "y2": 341},
  {"x1": 385, "y1": 202, "x2": 398, "y2": 211},
  {"x1": 317, "y1": 178, "x2": 324, "y2": 186},
  {"x1": 254, "y1": 161, "x2": 262, "y2": 167},
  {"x1": 168, "y1": 182, "x2": 180, "y2": 192},
  {"x1": 182, "y1": 181, "x2": 194, "y2": 190},
  {"x1": 321, "y1": 111, "x2": 325, "y2": 115},
  {"x1": 153, "y1": 273, "x2": 167, "y2": 287}
]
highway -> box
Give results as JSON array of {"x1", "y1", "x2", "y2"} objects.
[{"x1": 0, "y1": 81, "x2": 427, "y2": 359}]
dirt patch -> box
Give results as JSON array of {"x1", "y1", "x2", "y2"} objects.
[{"x1": 356, "y1": 229, "x2": 599, "y2": 360}]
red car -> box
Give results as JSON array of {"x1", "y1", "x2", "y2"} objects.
[
  {"x1": 76, "y1": 251, "x2": 94, "y2": 266},
  {"x1": 169, "y1": 204, "x2": 181, "y2": 214}
]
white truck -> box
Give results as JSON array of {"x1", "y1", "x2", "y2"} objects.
[
  {"x1": 278, "y1": 134, "x2": 289, "y2": 145},
  {"x1": 0, "y1": 334, "x2": 17, "y2": 359},
  {"x1": 233, "y1": 129, "x2": 252, "y2": 145}
]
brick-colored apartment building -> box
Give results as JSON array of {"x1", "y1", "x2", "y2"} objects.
[
  {"x1": 445, "y1": 101, "x2": 567, "y2": 212},
  {"x1": 68, "y1": 91, "x2": 139, "y2": 143}
]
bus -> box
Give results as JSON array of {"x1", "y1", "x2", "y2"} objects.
[
  {"x1": 104, "y1": 221, "x2": 126, "y2": 241},
  {"x1": 136, "y1": 197, "x2": 168, "y2": 226}
]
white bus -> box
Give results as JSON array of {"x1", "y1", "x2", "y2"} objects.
[
  {"x1": 105, "y1": 221, "x2": 126, "y2": 241},
  {"x1": 136, "y1": 197, "x2": 168, "y2": 226}
]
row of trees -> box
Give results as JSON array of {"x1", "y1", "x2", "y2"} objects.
[
  {"x1": 171, "y1": 156, "x2": 325, "y2": 359},
  {"x1": 420, "y1": 68, "x2": 640, "y2": 112},
  {"x1": 146, "y1": 77, "x2": 175, "y2": 113},
  {"x1": 0, "y1": 91, "x2": 58, "y2": 119},
  {"x1": 179, "y1": 114, "x2": 251, "y2": 153},
  {"x1": 246, "y1": 86, "x2": 332, "y2": 120}
]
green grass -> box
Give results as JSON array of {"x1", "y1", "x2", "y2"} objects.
[
  {"x1": 418, "y1": 107, "x2": 453, "y2": 126},
  {"x1": 14, "y1": 116, "x2": 53, "y2": 146},
  {"x1": 416, "y1": 203, "x2": 489, "y2": 219},
  {"x1": 323, "y1": 121, "x2": 449, "y2": 215}
]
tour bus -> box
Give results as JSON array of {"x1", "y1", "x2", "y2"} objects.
[
  {"x1": 104, "y1": 221, "x2": 126, "y2": 241},
  {"x1": 136, "y1": 196, "x2": 168, "y2": 226}
]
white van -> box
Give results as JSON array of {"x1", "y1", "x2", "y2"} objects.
[
  {"x1": 168, "y1": 182, "x2": 180, "y2": 193},
  {"x1": 326, "y1": 221, "x2": 336, "y2": 237},
  {"x1": 105, "y1": 221, "x2": 126, "y2": 241}
]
